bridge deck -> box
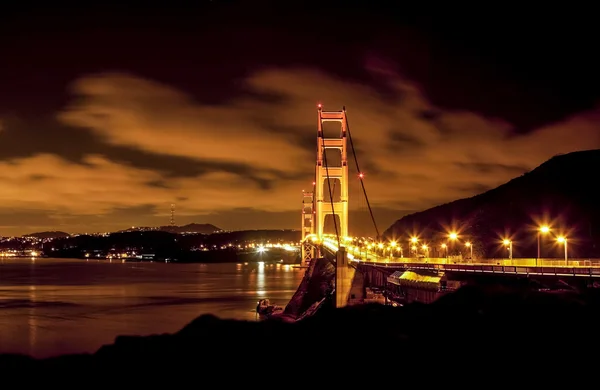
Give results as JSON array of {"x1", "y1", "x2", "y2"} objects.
[
  {"x1": 357, "y1": 260, "x2": 600, "y2": 278},
  {"x1": 317, "y1": 237, "x2": 600, "y2": 278}
]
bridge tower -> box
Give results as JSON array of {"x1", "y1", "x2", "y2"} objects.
[
  {"x1": 301, "y1": 186, "x2": 315, "y2": 263},
  {"x1": 315, "y1": 105, "x2": 349, "y2": 242}
]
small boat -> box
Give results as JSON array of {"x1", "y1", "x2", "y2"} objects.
[{"x1": 255, "y1": 298, "x2": 283, "y2": 319}]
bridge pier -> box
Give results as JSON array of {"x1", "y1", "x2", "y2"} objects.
[{"x1": 335, "y1": 247, "x2": 355, "y2": 308}]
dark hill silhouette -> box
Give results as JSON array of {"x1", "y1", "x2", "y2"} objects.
[
  {"x1": 0, "y1": 285, "x2": 598, "y2": 380},
  {"x1": 43, "y1": 229, "x2": 300, "y2": 261},
  {"x1": 158, "y1": 223, "x2": 221, "y2": 234},
  {"x1": 384, "y1": 149, "x2": 600, "y2": 258},
  {"x1": 23, "y1": 231, "x2": 70, "y2": 239},
  {"x1": 119, "y1": 223, "x2": 221, "y2": 234}
]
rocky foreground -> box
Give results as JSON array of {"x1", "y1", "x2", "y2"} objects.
[{"x1": 1, "y1": 284, "x2": 598, "y2": 382}]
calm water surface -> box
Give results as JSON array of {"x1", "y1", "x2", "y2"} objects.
[{"x1": 0, "y1": 258, "x2": 303, "y2": 358}]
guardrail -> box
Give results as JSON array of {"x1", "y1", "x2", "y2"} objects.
[
  {"x1": 356, "y1": 257, "x2": 600, "y2": 268},
  {"x1": 358, "y1": 261, "x2": 600, "y2": 278}
]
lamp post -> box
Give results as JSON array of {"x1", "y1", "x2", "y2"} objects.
[
  {"x1": 537, "y1": 225, "x2": 550, "y2": 265},
  {"x1": 448, "y1": 232, "x2": 458, "y2": 259},
  {"x1": 503, "y1": 239, "x2": 512, "y2": 261},
  {"x1": 390, "y1": 241, "x2": 397, "y2": 259},
  {"x1": 465, "y1": 242, "x2": 473, "y2": 260},
  {"x1": 441, "y1": 243, "x2": 448, "y2": 259},
  {"x1": 557, "y1": 236, "x2": 568, "y2": 265},
  {"x1": 410, "y1": 237, "x2": 418, "y2": 257},
  {"x1": 421, "y1": 244, "x2": 429, "y2": 258}
]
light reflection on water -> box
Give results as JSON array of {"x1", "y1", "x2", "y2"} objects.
[{"x1": 0, "y1": 258, "x2": 303, "y2": 358}]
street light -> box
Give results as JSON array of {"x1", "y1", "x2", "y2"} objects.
[
  {"x1": 503, "y1": 239, "x2": 512, "y2": 260},
  {"x1": 441, "y1": 243, "x2": 448, "y2": 258},
  {"x1": 389, "y1": 241, "x2": 397, "y2": 259},
  {"x1": 421, "y1": 244, "x2": 428, "y2": 257},
  {"x1": 465, "y1": 242, "x2": 473, "y2": 260},
  {"x1": 410, "y1": 237, "x2": 418, "y2": 256},
  {"x1": 557, "y1": 236, "x2": 568, "y2": 265},
  {"x1": 538, "y1": 225, "x2": 550, "y2": 261},
  {"x1": 448, "y1": 232, "x2": 458, "y2": 241}
]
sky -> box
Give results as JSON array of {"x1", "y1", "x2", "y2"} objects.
[{"x1": 0, "y1": 3, "x2": 599, "y2": 236}]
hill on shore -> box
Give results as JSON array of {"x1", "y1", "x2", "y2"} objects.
[
  {"x1": 23, "y1": 231, "x2": 70, "y2": 239},
  {"x1": 118, "y1": 223, "x2": 221, "y2": 234},
  {"x1": 384, "y1": 149, "x2": 600, "y2": 258},
  {"x1": 158, "y1": 223, "x2": 221, "y2": 234}
]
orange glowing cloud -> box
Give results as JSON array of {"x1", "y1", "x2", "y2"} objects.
[
  {"x1": 1, "y1": 67, "x2": 598, "y2": 234},
  {"x1": 0, "y1": 154, "x2": 304, "y2": 216}
]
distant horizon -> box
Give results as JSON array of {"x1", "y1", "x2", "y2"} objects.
[{"x1": 1, "y1": 206, "x2": 409, "y2": 237}]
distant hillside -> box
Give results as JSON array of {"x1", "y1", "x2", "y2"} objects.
[
  {"x1": 158, "y1": 223, "x2": 221, "y2": 234},
  {"x1": 120, "y1": 223, "x2": 221, "y2": 234},
  {"x1": 23, "y1": 231, "x2": 70, "y2": 239},
  {"x1": 43, "y1": 229, "x2": 301, "y2": 260},
  {"x1": 384, "y1": 149, "x2": 600, "y2": 258}
]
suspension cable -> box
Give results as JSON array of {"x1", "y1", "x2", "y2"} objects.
[
  {"x1": 344, "y1": 108, "x2": 381, "y2": 239},
  {"x1": 321, "y1": 135, "x2": 341, "y2": 248}
]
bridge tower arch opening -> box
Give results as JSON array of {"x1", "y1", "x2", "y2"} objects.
[{"x1": 315, "y1": 105, "x2": 349, "y2": 241}]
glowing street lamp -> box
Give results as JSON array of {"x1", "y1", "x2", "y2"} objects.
[
  {"x1": 503, "y1": 239, "x2": 512, "y2": 260},
  {"x1": 557, "y1": 236, "x2": 568, "y2": 265},
  {"x1": 389, "y1": 241, "x2": 397, "y2": 259},
  {"x1": 448, "y1": 232, "x2": 458, "y2": 241},
  {"x1": 538, "y1": 225, "x2": 551, "y2": 262},
  {"x1": 410, "y1": 237, "x2": 418, "y2": 256},
  {"x1": 441, "y1": 243, "x2": 448, "y2": 258},
  {"x1": 465, "y1": 242, "x2": 473, "y2": 259},
  {"x1": 421, "y1": 244, "x2": 428, "y2": 257},
  {"x1": 396, "y1": 246, "x2": 403, "y2": 258}
]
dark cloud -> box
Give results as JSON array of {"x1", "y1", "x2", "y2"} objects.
[
  {"x1": 449, "y1": 183, "x2": 494, "y2": 195},
  {"x1": 387, "y1": 131, "x2": 425, "y2": 153},
  {"x1": 454, "y1": 162, "x2": 528, "y2": 175}
]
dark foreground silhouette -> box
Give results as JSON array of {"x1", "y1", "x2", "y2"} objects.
[{"x1": 1, "y1": 284, "x2": 598, "y2": 382}]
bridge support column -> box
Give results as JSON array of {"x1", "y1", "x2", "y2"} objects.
[
  {"x1": 301, "y1": 189, "x2": 315, "y2": 264},
  {"x1": 315, "y1": 106, "x2": 349, "y2": 240},
  {"x1": 336, "y1": 247, "x2": 352, "y2": 308}
]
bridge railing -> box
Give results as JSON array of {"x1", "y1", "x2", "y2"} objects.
[
  {"x1": 354, "y1": 256, "x2": 600, "y2": 268},
  {"x1": 359, "y1": 261, "x2": 600, "y2": 277}
]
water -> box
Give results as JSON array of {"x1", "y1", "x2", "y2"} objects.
[{"x1": 0, "y1": 258, "x2": 304, "y2": 358}]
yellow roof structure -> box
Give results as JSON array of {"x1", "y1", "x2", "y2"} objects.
[{"x1": 387, "y1": 270, "x2": 443, "y2": 289}]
